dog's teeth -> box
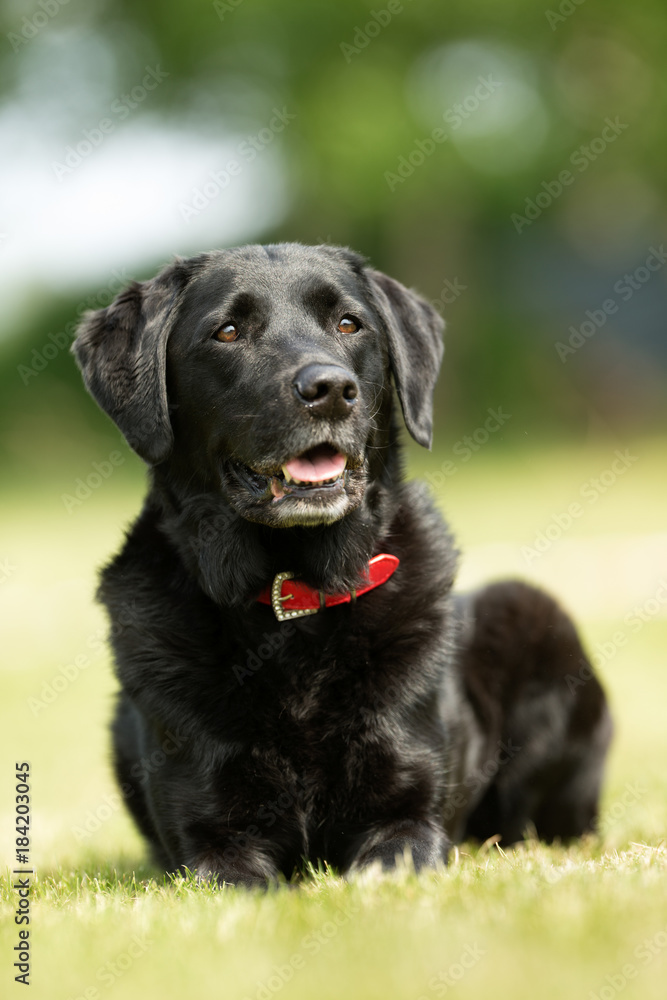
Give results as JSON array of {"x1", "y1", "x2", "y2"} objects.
[{"x1": 280, "y1": 470, "x2": 341, "y2": 488}]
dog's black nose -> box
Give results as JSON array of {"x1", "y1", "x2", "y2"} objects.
[{"x1": 293, "y1": 364, "x2": 358, "y2": 419}]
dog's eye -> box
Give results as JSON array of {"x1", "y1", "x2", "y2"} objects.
[
  {"x1": 338, "y1": 316, "x2": 360, "y2": 334},
  {"x1": 213, "y1": 322, "x2": 239, "y2": 343}
]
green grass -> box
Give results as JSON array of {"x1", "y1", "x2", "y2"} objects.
[{"x1": 1, "y1": 436, "x2": 666, "y2": 1000}]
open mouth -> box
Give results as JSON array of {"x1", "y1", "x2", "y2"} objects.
[
  {"x1": 270, "y1": 444, "x2": 347, "y2": 501},
  {"x1": 225, "y1": 441, "x2": 366, "y2": 525}
]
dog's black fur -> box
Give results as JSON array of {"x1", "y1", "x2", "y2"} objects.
[{"x1": 73, "y1": 243, "x2": 612, "y2": 886}]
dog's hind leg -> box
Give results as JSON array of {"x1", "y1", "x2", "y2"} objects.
[
  {"x1": 455, "y1": 581, "x2": 613, "y2": 845},
  {"x1": 111, "y1": 694, "x2": 169, "y2": 865}
]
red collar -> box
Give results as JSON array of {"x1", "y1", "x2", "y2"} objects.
[{"x1": 257, "y1": 553, "x2": 400, "y2": 621}]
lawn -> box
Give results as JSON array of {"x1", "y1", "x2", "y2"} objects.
[{"x1": 1, "y1": 436, "x2": 666, "y2": 1000}]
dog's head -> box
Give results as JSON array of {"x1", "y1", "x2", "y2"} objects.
[{"x1": 74, "y1": 243, "x2": 443, "y2": 528}]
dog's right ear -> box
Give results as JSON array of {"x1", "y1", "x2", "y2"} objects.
[{"x1": 72, "y1": 261, "x2": 189, "y2": 465}]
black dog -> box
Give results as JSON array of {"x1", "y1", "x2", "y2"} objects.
[{"x1": 73, "y1": 243, "x2": 612, "y2": 886}]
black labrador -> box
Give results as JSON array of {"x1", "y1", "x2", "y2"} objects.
[{"x1": 73, "y1": 243, "x2": 612, "y2": 886}]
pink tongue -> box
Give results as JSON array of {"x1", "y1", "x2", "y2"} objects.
[{"x1": 285, "y1": 449, "x2": 346, "y2": 482}]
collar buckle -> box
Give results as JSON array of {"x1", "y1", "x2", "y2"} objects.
[{"x1": 271, "y1": 571, "x2": 320, "y2": 622}]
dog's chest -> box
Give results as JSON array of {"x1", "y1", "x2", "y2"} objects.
[{"x1": 228, "y1": 630, "x2": 400, "y2": 782}]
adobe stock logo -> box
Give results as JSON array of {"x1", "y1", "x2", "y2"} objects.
[
  {"x1": 50, "y1": 67, "x2": 169, "y2": 180},
  {"x1": 511, "y1": 118, "x2": 629, "y2": 233},
  {"x1": 555, "y1": 246, "x2": 667, "y2": 362},
  {"x1": 61, "y1": 451, "x2": 125, "y2": 513},
  {"x1": 384, "y1": 76, "x2": 502, "y2": 191},
  {"x1": 545, "y1": 0, "x2": 587, "y2": 31},
  {"x1": 521, "y1": 449, "x2": 638, "y2": 564},
  {"x1": 177, "y1": 107, "x2": 296, "y2": 222},
  {"x1": 7, "y1": 0, "x2": 70, "y2": 53}
]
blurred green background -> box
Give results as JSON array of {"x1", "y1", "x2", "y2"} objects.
[
  {"x1": 1, "y1": 2, "x2": 667, "y2": 998},
  {"x1": 2, "y1": 0, "x2": 667, "y2": 478}
]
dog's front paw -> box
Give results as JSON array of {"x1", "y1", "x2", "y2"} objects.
[
  {"x1": 185, "y1": 848, "x2": 280, "y2": 890},
  {"x1": 346, "y1": 819, "x2": 449, "y2": 877}
]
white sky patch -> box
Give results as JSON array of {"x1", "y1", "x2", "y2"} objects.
[{"x1": 0, "y1": 109, "x2": 288, "y2": 336}]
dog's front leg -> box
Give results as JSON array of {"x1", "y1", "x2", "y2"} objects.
[
  {"x1": 346, "y1": 818, "x2": 449, "y2": 875},
  {"x1": 183, "y1": 841, "x2": 281, "y2": 890}
]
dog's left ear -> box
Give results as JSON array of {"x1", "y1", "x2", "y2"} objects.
[{"x1": 366, "y1": 269, "x2": 444, "y2": 449}]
